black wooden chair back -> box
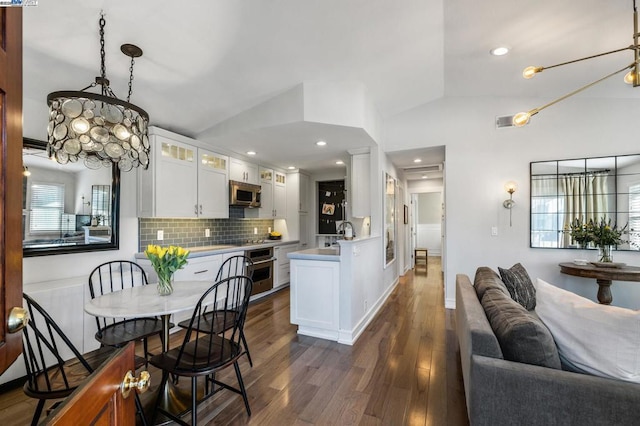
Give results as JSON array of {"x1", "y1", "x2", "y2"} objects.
[
  {"x1": 150, "y1": 275, "x2": 253, "y2": 425},
  {"x1": 178, "y1": 255, "x2": 255, "y2": 365},
  {"x1": 88, "y1": 260, "x2": 165, "y2": 358},
  {"x1": 178, "y1": 275, "x2": 252, "y2": 368}
]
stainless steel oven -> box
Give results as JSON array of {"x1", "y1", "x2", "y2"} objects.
[{"x1": 245, "y1": 246, "x2": 274, "y2": 296}]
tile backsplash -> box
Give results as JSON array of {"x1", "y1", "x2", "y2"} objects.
[{"x1": 139, "y1": 214, "x2": 275, "y2": 251}]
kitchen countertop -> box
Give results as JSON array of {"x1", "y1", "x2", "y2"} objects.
[
  {"x1": 288, "y1": 247, "x2": 341, "y2": 262},
  {"x1": 134, "y1": 239, "x2": 300, "y2": 259}
]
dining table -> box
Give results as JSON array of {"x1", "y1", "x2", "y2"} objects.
[
  {"x1": 84, "y1": 280, "x2": 219, "y2": 422},
  {"x1": 84, "y1": 280, "x2": 217, "y2": 353}
]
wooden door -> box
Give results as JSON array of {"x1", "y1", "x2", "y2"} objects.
[
  {"x1": 0, "y1": 7, "x2": 24, "y2": 375},
  {"x1": 44, "y1": 344, "x2": 138, "y2": 425}
]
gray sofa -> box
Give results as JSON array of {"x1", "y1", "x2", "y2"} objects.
[{"x1": 456, "y1": 267, "x2": 640, "y2": 426}]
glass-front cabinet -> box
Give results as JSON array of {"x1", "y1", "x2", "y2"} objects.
[{"x1": 530, "y1": 154, "x2": 640, "y2": 251}]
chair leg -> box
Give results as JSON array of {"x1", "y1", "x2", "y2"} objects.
[
  {"x1": 31, "y1": 400, "x2": 46, "y2": 426},
  {"x1": 192, "y1": 377, "x2": 198, "y2": 426},
  {"x1": 234, "y1": 361, "x2": 251, "y2": 416},
  {"x1": 134, "y1": 393, "x2": 148, "y2": 426},
  {"x1": 241, "y1": 331, "x2": 253, "y2": 367},
  {"x1": 143, "y1": 337, "x2": 149, "y2": 359}
]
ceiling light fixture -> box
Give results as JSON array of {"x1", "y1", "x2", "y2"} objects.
[
  {"x1": 414, "y1": 158, "x2": 422, "y2": 163},
  {"x1": 513, "y1": 0, "x2": 640, "y2": 127},
  {"x1": 288, "y1": 166, "x2": 296, "y2": 170},
  {"x1": 336, "y1": 160, "x2": 344, "y2": 165},
  {"x1": 490, "y1": 47, "x2": 509, "y2": 56},
  {"x1": 46, "y1": 12, "x2": 149, "y2": 171},
  {"x1": 316, "y1": 141, "x2": 327, "y2": 146},
  {"x1": 246, "y1": 151, "x2": 256, "y2": 156}
]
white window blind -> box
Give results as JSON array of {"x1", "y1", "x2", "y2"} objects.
[
  {"x1": 629, "y1": 184, "x2": 640, "y2": 250},
  {"x1": 29, "y1": 183, "x2": 64, "y2": 233}
]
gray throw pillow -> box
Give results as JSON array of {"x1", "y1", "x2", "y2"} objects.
[
  {"x1": 481, "y1": 288, "x2": 561, "y2": 369},
  {"x1": 498, "y1": 263, "x2": 536, "y2": 310},
  {"x1": 474, "y1": 267, "x2": 510, "y2": 300}
]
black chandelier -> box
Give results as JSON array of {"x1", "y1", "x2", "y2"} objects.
[{"x1": 46, "y1": 13, "x2": 150, "y2": 171}]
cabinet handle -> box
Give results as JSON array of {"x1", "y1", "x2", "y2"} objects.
[
  {"x1": 194, "y1": 270, "x2": 209, "y2": 274},
  {"x1": 194, "y1": 204, "x2": 198, "y2": 215},
  {"x1": 199, "y1": 204, "x2": 203, "y2": 214}
]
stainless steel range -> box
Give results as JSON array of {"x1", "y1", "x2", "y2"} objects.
[{"x1": 245, "y1": 246, "x2": 275, "y2": 296}]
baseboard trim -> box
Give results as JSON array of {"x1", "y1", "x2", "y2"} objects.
[{"x1": 337, "y1": 277, "x2": 400, "y2": 345}]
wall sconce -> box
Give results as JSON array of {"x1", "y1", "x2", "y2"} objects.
[
  {"x1": 22, "y1": 166, "x2": 31, "y2": 177},
  {"x1": 503, "y1": 181, "x2": 517, "y2": 226}
]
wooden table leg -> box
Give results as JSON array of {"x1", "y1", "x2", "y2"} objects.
[{"x1": 596, "y1": 279, "x2": 613, "y2": 305}]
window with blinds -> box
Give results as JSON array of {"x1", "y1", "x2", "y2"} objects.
[
  {"x1": 29, "y1": 183, "x2": 64, "y2": 233},
  {"x1": 630, "y1": 184, "x2": 640, "y2": 250}
]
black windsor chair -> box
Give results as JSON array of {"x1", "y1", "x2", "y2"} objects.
[
  {"x1": 149, "y1": 275, "x2": 253, "y2": 425},
  {"x1": 177, "y1": 255, "x2": 255, "y2": 366},
  {"x1": 88, "y1": 260, "x2": 169, "y2": 359},
  {"x1": 21, "y1": 293, "x2": 147, "y2": 426}
]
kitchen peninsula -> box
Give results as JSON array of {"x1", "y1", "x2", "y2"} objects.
[{"x1": 288, "y1": 235, "x2": 394, "y2": 345}]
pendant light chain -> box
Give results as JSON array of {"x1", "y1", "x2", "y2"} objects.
[
  {"x1": 99, "y1": 13, "x2": 107, "y2": 96},
  {"x1": 127, "y1": 56, "x2": 135, "y2": 102}
]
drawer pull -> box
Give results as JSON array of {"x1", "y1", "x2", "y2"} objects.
[{"x1": 194, "y1": 269, "x2": 209, "y2": 274}]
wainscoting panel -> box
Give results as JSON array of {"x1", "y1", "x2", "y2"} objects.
[{"x1": 416, "y1": 223, "x2": 441, "y2": 256}]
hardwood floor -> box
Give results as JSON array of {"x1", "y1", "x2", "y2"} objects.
[{"x1": 0, "y1": 257, "x2": 469, "y2": 425}]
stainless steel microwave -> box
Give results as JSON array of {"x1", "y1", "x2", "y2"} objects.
[{"x1": 229, "y1": 180, "x2": 261, "y2": 207}]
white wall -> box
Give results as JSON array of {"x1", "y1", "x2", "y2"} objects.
[{"x1": 386, "y1": 96, "x2": 640, "y2": 309}]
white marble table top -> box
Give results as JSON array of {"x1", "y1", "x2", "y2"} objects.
[{"x1": 84, "y1": 280, "x2": 215, "y2": 319}]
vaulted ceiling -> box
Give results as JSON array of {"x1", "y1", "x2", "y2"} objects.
[{"x1": 22, "y1": 0, "x2": 640, "y2": 174}]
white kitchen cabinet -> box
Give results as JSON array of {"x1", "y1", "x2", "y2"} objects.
[
  {"x1": 350, "y1": 150, "x2": 370, "y2": 218},
  {"x1": 138, "y1": 128, "x2": 229, "y2": 218},
  {"x1": 230, "y1": 157, "x2": 259, "y2": 184},
  {"x1": 273, "y1": 243, "x2": 298, "y2": 289},
  {"x1": 290, "y1": 258, "x2": 340, "y2": 340},
  {"x1": 251, "y1": 167, "x2": 286, "y2": 218},
  {"x1": 299, "y1": 213, "x2": 309, "y2": 249},
  {"x1": 198, "y1": 150, "x2": 229, "y2": 218},
  {"x1": 274, "y1": 171, "x2": 287, "y2": 218},
  {"x1": 298, "y1": 172, "x2": 310, "y2": 213}
]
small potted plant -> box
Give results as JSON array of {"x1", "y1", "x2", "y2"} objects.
[{"x1": 587, "y1": 218, "x2": 627, "y2": 263}]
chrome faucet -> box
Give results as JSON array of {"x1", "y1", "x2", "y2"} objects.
[{"x1": 337, "y1": 221, "x2": 355, "y2": 240}]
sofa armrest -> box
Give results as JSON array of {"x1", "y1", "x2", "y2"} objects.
[{"x1": 470, "y1": 354, "x2": 640, "y2": 426}]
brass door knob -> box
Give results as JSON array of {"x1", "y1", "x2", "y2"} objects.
[
  {"x1": 121, "y1": 370, "x2": 150, "y2": 398},
  {"x1": 7, "y1": 307, "x2": 28, "y2": 334}
]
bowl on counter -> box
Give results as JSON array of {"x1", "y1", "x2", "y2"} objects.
[{"x1": 268, "y1": 235, "x2": 282, "y2": 240}]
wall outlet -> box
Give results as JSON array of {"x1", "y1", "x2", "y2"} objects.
[
  {"x1": 364, "y1": 299, "x2": 368, "y2": 312},
  {"x1": 268, "y1": 227, "x2": 271, "y2": 233},
  {"x1": 157, "y1": 230, "x2": 164, "y2": 240},
  {"x1": 491, "y1": 226, "x2": 498, "y2": 236},
  {"x1": 254, "y1": 227, "x2": 258, "y2": 235},
  {"x1": 205, "y1": 229, "x2": 210, "y2": 237}
]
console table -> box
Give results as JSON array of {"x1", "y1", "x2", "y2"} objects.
[{"x1": 558, "y1": 262, "x2": 640, "y2": 305}]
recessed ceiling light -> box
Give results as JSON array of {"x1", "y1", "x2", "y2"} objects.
[
  {"x1": 490, "y1": 47, "x2": 509, "y2": 56},
  {"x1": 246, "y1": 151, "x2": 256, "y2": 156},
  {"x1": 414, "y1": 158, "x2": 422, "y2": 163},
  {"x1": 336, "y1": 160, "x2": 344, "y2": 165},
  {"x1": 316, "y1": 141, "x2": 327, "y2": 146},
  {"x1": 288, "y1": 166, "x2": 296, "y2": 170},
  {"x1": 422, "y1": 175, "x2": 427, "y2": 179}
]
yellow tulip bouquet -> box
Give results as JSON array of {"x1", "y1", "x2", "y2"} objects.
[{"x1": 144, "y1": 244, "x2": 190, "y2": 295}]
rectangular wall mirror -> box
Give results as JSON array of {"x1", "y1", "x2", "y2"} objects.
[
  {"x1": 530, "y1": 153, "x2": 640, "y2": 251},
  {"x1": 23, "y1": 138, "x2": 120, "y2": 257}
]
